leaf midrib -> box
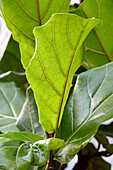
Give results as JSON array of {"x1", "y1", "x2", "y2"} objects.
[{"x1": 56, "y1": 20, "x2": 90, "y2": 131}]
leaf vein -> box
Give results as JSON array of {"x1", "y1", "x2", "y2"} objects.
[{"x1": 16, "y1": 0, "x2": 39, "y2": 22}]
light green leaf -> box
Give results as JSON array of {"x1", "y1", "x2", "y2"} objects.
[
  {"x1": 16, "y1": 87, "x2": 46, "y2": 137},
  {"x1": 56, "y1": 62, "x2": 113, "y2": 163},
  {"x1": 26, "y1": 13, "x2": 101, "y2": 133},
  {"x1": 0, "y1": 1, "x2": 2, "y2": 11},
  {"x1": 49, "y1": 138, "x2": 65, "y2": 151},
  {"x1": 71, "y1": 0, "x2": 113, "y2": 68},
  {"x1": 2, "y1": 0, "x2": 70, "y2": 68},
  {"x1": 0, "y1": 131, "x2": 44, "y2": 142},
  {"x1": 0, "y1": 82, "x2": 25, "y2": 132}
]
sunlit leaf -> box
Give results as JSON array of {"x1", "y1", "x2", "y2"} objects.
[
  {"x1": 2, "y1": 0, "x2": 70, "y2": 68},
  {"x1": 71, "y1": 0, "x2": 113, "y2": 68},
  {"x1": 26, "y1": 13, "x2": 100, "y2": 133}
]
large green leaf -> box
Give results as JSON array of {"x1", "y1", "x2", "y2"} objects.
[
  {"x1": 56, "y1": 62, "x2": 113, "y2": 163},
  {"x1": 0, "y1": 82, "x2": 25, "y2": 132},
  {"x1": 16, "y1": 88, "x2": 46, "y2": 137},
  {"x1": 2, "y1": 0, "x2": 70, "y2": 68},
  {"x1": 71, "y1": 0, "x2": 113, "y2": 68},
  {"x1": 26, "y1": 13, "x2": 100, "y2": 133}
]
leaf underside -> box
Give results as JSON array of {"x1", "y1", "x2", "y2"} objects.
[
  {"x1": 2, "y1": 0, "x2": 70, "y2": 68},
  {"x1": 0, "y1": 82, "x2": 25, "y2": 132},
  {"x1": 26, "y1": 13, "x2": 100, "y2": 133},
  {"x1": 16, "y1": 87, "x2": 46, "y2": 137},
  {"x1": 56, "y1": 62, "x2": 113, "y2": 163}
]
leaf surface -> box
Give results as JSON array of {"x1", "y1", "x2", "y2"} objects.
[
  {"x1": 2, "y1": 0, "x2": 70, "y2": 68},
  {"x1": 0, "y1": 138, "x2": 21, "y2": 170},
  {"x1": 0, "y1": 82, "x2": 25, "y2": 132},
  {"x1": 98, "y1": 122, "x2": 113, "y2": 137},
  {"x1": 71, "y1": 0, "x2": 113, "y2": 68},
  {"x1": 26, "y1": 13, "x2": 100, "y2": 133},
  {"x1": 16, "y1": 87, "x2": 46, "y2": 137},
  {"x1": 56, "y1": 62, "x2": 113, "y2": 163},
  {"x1": 0, "y1": 51, "x2": 24, "y2": 74},
  {"x1": 0, "y1": 132, "x2": 44, "y2": 142}
]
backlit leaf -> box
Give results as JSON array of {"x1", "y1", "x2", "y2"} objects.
[
  {"x1": 26, "y1": 13, "x2": 101, "y2": 133},
  {"x1": 2, "y1": 0, "x2": 70, "y2": 68},
  {"x1": 71, "y1": 0, "x2": 113, "y2": 68}
]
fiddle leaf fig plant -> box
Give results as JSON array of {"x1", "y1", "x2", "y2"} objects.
[{"x1": 0, "y1": 0, "x2": 113, "y2": 169}]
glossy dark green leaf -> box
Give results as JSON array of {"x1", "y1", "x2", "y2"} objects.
[
  {"x1": 0, "y1": 51, "x2": 24, "y2": 74},
  {"x1": 16, "y1": 87, "x2": 46, "y2": 137},
  {"x1": 0, "y1": 132, "x2": 44, "y2": 142},
  {"x1": 82, "y1": 143, "x2": 111, "y2": 170},
  {"x1": 32, "y1": 140, "x2": 50, "y2": 166},
  {"x1": 0, "y1": 71, "x2": 26, "y2": 86},
  {"x1": 88, "y1": 157, "x2": 111, "y2": 170},
  {"x1": 6, "y1": 36, "x2": 21, "y2": 59},
  {"x1": 17, "y1": 138, "x2": 65, "y2": 167},
  {"x1": 16, "y1": 143, "x2": 33, "y2": 170},
  {"x1": 56, "y1": 62, "x2": 113, "y2": 163},
  {"x1": 96, "y1": 134, "x2": 113, "y2": 153},
  {"x1": 0, "y1": 71, "x2": 28, "y2": 95},
  {"x1": 0, "y1": 82, "x2": 25, "y2": 132},
  {"x1": 32, "y1": 138, "x2": 65, "y2": 166},
  {"x1": 98, "y1": 122, "x2": 113, "y2": 137},
  {"x1": 2, "y1": 0, "x2": 70, "y2": 68},
  {"x1": 71, "y1": 0, "x2": 113, "y2": 68},
  {"x1": 26, "y1": 13, "x2": 100, "y2": 133}
]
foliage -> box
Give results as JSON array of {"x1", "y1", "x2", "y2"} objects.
[{"x1": 0, "y1": 0, "x2": 113, "y2": 169}]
